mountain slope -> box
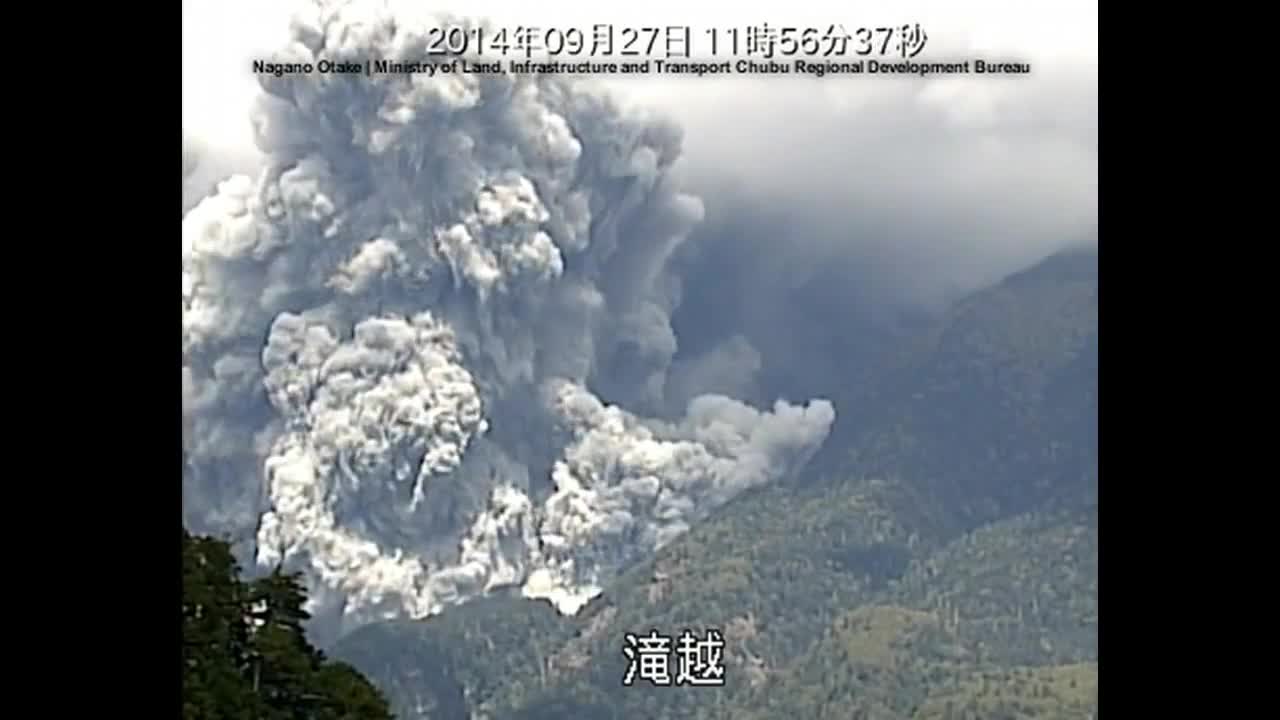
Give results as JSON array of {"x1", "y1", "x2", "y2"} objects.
[
  {"x1": 332, "y1": 248, "x2": 1099, "y2": 720},
  {"x1": 838, "y1": 247, "x2": 1099, "y2": 527}
]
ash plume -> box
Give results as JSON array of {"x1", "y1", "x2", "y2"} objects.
[{"x1": 182, "y1": 0, "x2": 833, "y2": 640}]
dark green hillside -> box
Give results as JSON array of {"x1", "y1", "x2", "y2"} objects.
[
  {"x1": 739, "y1": 508, "x2": 1097, "y2": 720},
  {"x1": 331, "y1": 595, "x2": 575, "y2": 720},
  {"x1": 889, "y1": 509, "x2": 1098, "y2": 668},
  {"x1": 839, "y1": 248, "x2": 1098, "y2": 527}
]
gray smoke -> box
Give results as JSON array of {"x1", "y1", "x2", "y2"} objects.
[
  {"x1": 182, "y1": 0, "x2": 833, "y2": 640},
  {"x1": 660, "y1": 64, "x2": 1097, "y2": 410},
  {"x1": 183, "y1": 132, "x2": 262, "y2": 215}
]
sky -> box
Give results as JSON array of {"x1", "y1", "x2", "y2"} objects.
[
  {"x1": 181, "y1": 0, "x2": 1098, "y2": 638},
  {"x1": 184, "y1": 0, "x2": 1097, "y2": 310},
  {"x1": 183, "y1": 0, "x2": 1098, "y2": 171},
  {"x1": 183, "y1": 0, "x2": 1099, "y2": 472},
  {"x1": 181, "y1": 0, "x2": 1099, "y2": 451}
]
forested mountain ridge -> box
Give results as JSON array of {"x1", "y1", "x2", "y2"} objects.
[
  {"x1": 832, "y1": 247, "x2": 1099, "y2": 528},
  {"x1": 323, "y1": 248, "x2": 1098, "y2": 719}
]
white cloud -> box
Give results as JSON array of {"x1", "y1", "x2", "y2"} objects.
[
  {"x1": 182, "y1": 0, "x2": 845, "y2": 640},
  {"x1": 182, "y1": 0, "x2": 1096, "y2": 160},
  {"x1": 181, "y1": 0, "x2": 1095, "y2": 640}
]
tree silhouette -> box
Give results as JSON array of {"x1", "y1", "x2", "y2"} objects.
[{"x1": 183, "y1": 528, "x2": 394, "y2": 720}]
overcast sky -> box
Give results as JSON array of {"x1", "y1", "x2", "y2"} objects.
[
  {"x1": 184, "y1": 0, "x2": 1096, "y2": 153},
  {"x1": 182, "y1": 0, "x2": 1098, "y2": 635},
  {"x1": 183, "y1": 0, "x2": 1098, "y2": 394}
]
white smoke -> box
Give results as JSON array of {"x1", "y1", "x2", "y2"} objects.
[{"x1": 182, "y1": 0, "x2": 834, "y2": 638}]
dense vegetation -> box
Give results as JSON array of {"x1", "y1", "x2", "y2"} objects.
[
  {"x1": 325, "y1": 248, "x2": 1098, "y2": 719},
  {"x1": 182, "y1": 529, "x2": 396, "y2": 720}
]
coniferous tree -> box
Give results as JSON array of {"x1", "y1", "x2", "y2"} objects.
[
  {"x1": 183, "y1": 529, "x2": 257, "y2": 720},
  {"x1": 182, "y1": 529, "x2": 394, "y2": 720},
  {"x1": 247, "y1": 567, "x2": 322, "y2": 718}
]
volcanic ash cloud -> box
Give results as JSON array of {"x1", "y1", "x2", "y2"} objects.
[{"x1": 181, "y1": 0, "x2": 834, "y2": 636}]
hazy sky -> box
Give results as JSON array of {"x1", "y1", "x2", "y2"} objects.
[
  {"x1": 183, "y1": 0, "x2": 1096, "y2": 384},
  {"x1": 182, "y1": 0, "x2": 1098, "y2": 638},
  {"x1": 183, "y1": 0, "x2": 1097, "y2": 161},
  {"x1": 183, "y1": 0, "x2": 1097, "y2": 403}
]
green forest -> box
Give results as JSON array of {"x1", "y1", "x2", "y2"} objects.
[{"x1": 182, "y1": 529, "x2": 395, "y2": 720}]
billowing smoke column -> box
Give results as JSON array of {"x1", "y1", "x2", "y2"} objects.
[{"x1": 182, "y1": 0, "x2": 834, "y2": 639}]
